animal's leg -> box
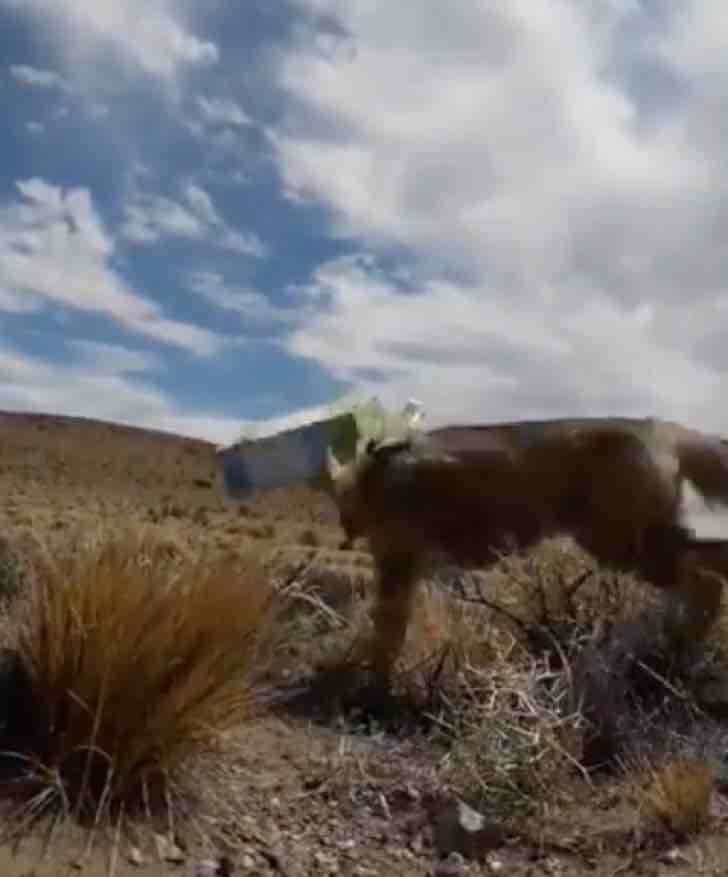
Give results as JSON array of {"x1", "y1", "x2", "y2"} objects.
[
  {"x1": 664, "y1": 560, "x2": 724, "y2": 656},
  {"x1": 625, "y1": 525, "x2": 722, "y2": 669},
  {"x1": 338, "y1": 514, "x2": 357, "y2": 550},
  {"x1": 339, "y1": 522, "x2": 359, "y2": 550},
  {"x1": 369, "y1": 551, "x2": 419, "y2": 687}
]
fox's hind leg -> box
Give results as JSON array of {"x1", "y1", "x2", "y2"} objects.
[
  {"x1": 641, "y1": 529, "x2": 724, "y2": 669},
  {"x1": 664, "y1": 551, "x2": 724, "y2": 657}
]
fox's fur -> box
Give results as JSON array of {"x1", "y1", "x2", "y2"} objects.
[{"x1": 326, "y1": 416, "x2": 728, "y2": 684}]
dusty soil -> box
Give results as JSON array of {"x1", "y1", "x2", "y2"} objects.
[{"x1": 2, "y1": 411, "x2": 728, "y2": 876}]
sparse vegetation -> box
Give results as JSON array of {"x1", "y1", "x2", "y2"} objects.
[
  {"x1": 0, "y1": 535, "x2": 30, "y2": 605},
  {"x1": 1, "y1": 414, "x2": 728, "y2": 873},
  {"x1": 279, "y1": 539, "x2": 728, "y2": 841}
]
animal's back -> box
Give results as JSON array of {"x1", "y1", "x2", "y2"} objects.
[
  {"x1": 425, "y1": 415, "x2": 659, "y2": 456},
  {"x1": 361, "y1": 417, "x2": 664, "y2": 568}
]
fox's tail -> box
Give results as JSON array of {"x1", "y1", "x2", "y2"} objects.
[{"x1": 675, "y1": 429, "x2": 728, "y2": 509}]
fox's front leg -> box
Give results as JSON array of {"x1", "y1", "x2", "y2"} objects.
[{"x1": 369, "y1": 550, "x2": 419, "y2": 688}]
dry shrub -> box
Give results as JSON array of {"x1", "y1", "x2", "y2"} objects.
[
  {"x1": 398, "y1": 540, "x2": 697, "y2": 814},
  {"x1": 398, "y1": 583, "x2": 509, "y2": 683},
  {"x1": 369, "y1": 578, "x2": 583, "y2": 811},
  {"x1": 9, "y1": 525, "x2": 274, "y2": 819},
  {"x1": 246, "y1": 522, "x2": 276, "y2": 540},
  {"x1": 706, "y1": 581, "x2": 728, "y2": 664},
  {"x1": 632, "y1": 756, "x2": 717, "y2": 838},
  {"x1": 433, "y1": 644, "x2": 586, "y2": 815},
  {"x1": 265, "y1": 560, "x2": 367, "y2": 678},
  {"x1": 277, "y1": 563, "x2": 362, "y2": 622}
]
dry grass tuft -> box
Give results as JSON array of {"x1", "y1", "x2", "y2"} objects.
[
  {"x1": 8, "y1": 525, "x2": 274, "y2": 821},
  {"x1": 633, "y1": 756, "x2": 717, "y2": 838},
  {"x1": 297, "y1": 528, "x2": 320, "y2": 548},
  {"x1": 396, "y1": 583, "x2": 509, "y2": 687}
]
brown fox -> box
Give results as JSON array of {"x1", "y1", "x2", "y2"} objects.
[{"x1": 325, "y1": 416, "x2": 728, "y2": 685}]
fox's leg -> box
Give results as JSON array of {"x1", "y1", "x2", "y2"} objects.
[
  {"x1": 664, "y1": 557, "x2": 724, "y2": 654},
  {"x1": 338, "y1": 513, "x2": 355, "y2": 550},
  {"x1": 640, "y1": 532, "x2": 724, "y2": 670},
  {"x1": 593, "y1": 519, "x2": 722, "y2": 669},
  {"x1": 369, "y1": 549, "x2": 420, "y2": 686}
]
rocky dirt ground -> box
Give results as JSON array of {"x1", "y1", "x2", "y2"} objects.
[{"x1": 3, "y1": 412, "x2": 728, "y2": 876}]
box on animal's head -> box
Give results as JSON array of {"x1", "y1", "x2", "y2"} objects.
[{"x1": 220, "y1": 412, "x2": 358, "y2": 499}]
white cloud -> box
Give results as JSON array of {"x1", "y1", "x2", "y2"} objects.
[
  {"x1": 123, "y1": 183, "x2": 267, "y2": 257},
  {"x1": 9, "y1": 63, "x2": 112, "y2": 125},
  {"x1": 0, "y1": 178, "x2": 221, "y2": 355},
  {"x1": 1, "y1": 0, "x2": 217, "y2": 87},
  {"x1": 68, "y1": 339, "x2": 161, "y2": 374},
  {"x1": 123, "y1": 194, "x2": 204, "y2": 243},
  {"x1": 0, "y1": 339, "x2": 327, "y2": 445},
  {"x1": 184, "y1": 184, "x2": 216, "y2": 224},
  {"x1": 270, "y1": 1, "x2": 728, "y2": 436},
  {"x1": 188, "y1": 271, "x2": 298, "y2": 326},
  {"x1": 0, "y1": 341, "x2": 245, "y2": 443},
  {"x1": 289, "y1": 255, "x2": 723, "y2": 426},
  {"x1": 197, "y1": 96, "x2": 251, "y2": 128},
  {"x1": 219, "y1": 229, "x2": 267, "y2": 258},
  {"x1": 9, "y1": 64, "x2": 69, "y2": 89}
]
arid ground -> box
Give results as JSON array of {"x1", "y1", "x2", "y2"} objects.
[{"x1": 3, "y1": 412, "x2": 728, "y2": 877}]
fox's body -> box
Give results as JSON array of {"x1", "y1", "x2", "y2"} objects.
[{"x1": 326, "y1": 416, "x2": 728, "y2": 683}]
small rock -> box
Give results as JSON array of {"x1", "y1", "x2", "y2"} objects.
[
  {"x1": 154, "y1": 832, "x2": 186, "y2": 864},
  {"x1": 433, "y1": 798, "x2": 506, "y2": 861},
  {"x1": 127, "y1": 846, "x2": 145, "y2": 867},
  {"x1": 660, "y1": 847, "x2": 691, "y2": 865},
  {"x1": 409, "y1": 834, "x2": 425, "y2": 854},
  {"x1": 405, "y1": 783, "x2": 421, "y2": 803},
  {"x1": 314, "y1": 850, "x2": 339, "y2": 872},
  {"x1": 240, "y1": 853, "x2": 256, "y2": 869},
  {"x1": 435, "y1": 851, "x2": 467, "y2": 877},
  {"x1": 185, "y1": 860, "x2": 220, "y2": 877}
]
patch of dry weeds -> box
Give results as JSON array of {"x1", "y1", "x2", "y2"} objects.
[
  {"x1": 631, "y1": 755, "x2": 717, "y2": 839},
  {"x1": 3, "y1": 524, "x2": 275, "y2": 827}
]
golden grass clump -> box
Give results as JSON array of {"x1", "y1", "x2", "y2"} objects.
[
  {"x1": 399, "y1": 584, "x2": 507, "y2": 679},
  {"x1": 635, "y1": 757, "x2": 717, "y2": 838},
  {"x1": 12, "y1": 526, "x2": 274, "y2": 818}
]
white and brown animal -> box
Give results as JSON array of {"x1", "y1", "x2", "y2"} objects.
[{"x1": 325, "y1": 417, "x2": 728, "y2": 686}]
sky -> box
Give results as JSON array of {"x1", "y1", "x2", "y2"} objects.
[{"x1": 1, "y1": 1, "x2": 728, "y2": 446}]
